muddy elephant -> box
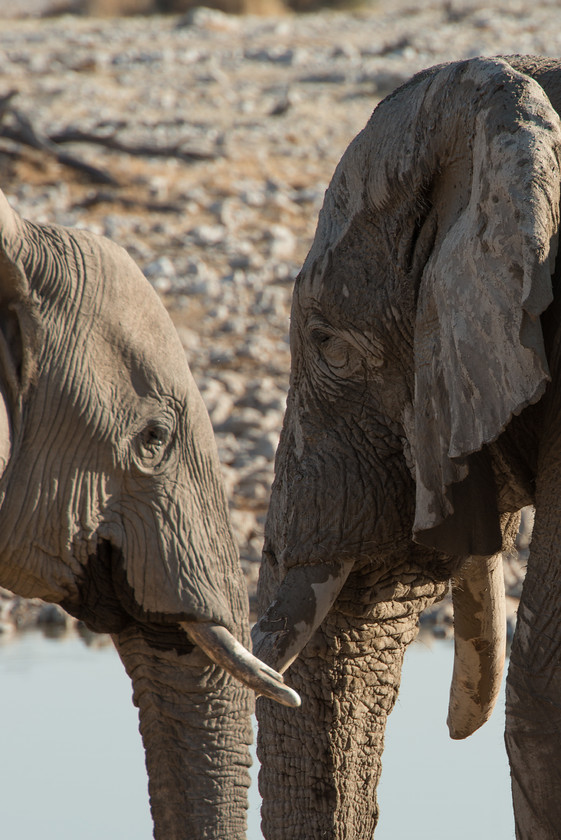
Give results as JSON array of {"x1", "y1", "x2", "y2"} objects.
[
  {"x1": 0, "y1": 189, "x2": 298, "y2": 840},
  {"x1": 252, "y1": 56, "x2": 561, "y2": 839}
]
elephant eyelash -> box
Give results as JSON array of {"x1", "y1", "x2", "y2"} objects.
[{"x1": 310, "y1": 328, "x2": 333, "y2": 346}]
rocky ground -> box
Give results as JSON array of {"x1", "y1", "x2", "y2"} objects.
[{"x1": 0, "y1": 0, "x2": 555, "y2": 641}]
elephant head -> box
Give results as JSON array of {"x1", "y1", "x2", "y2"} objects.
[
  {"x1": 0, "y1": 188, "x2": 299, "y2": 840},
  {"x1": 252, "y1": 56, "x2": 561, "y2": 838}
]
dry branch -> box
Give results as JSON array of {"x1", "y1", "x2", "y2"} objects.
[
  {"x1": 0, "y1": 97, "x2": 222, "y2": 186},
  {"x1": 50, "y1": 127, "x2": 221, "y2": 162},
  {"x1": 0, "y1": 108, "x2": 119, "y2": 185},
  {"x1": 75, "y1": 189, "x2": 184, "y2": 214}
]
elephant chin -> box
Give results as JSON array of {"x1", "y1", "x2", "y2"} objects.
[
  {"x1": 447, "y1": 554, "x2": 507, "y2": 739},
  {"x1": 181, "y1": 620, "x2": 301, "y2": 708}
]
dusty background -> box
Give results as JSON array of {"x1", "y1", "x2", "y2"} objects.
[{"x1": 0, "y1": 0, "x2": 554, "y2": 638}]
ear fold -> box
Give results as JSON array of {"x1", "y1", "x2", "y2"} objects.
[
  {"x1": 407, "y1": 58, "x2": 561, "y2": 553},
  {"x1": 0, "y1": 190, "x2": 41, "y2": 441}
]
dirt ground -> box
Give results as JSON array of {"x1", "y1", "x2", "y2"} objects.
[{"x1": 0, "y1": 0, "x2": 555, "y2": 635}]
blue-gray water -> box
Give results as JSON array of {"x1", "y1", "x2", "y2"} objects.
[{"x1": 0, "y1": 632, "x2": 514, "y2": 839}]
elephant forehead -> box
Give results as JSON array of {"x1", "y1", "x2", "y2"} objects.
[
  {"x1": 296, "y1": 208, "x2": 405, "y2": 330},
  {"x1": 295, "y1": 249, "x2": 402, "y2": 337},
  {"x1": 75, "y1": 231, "x2": 190, "y2": 398}
]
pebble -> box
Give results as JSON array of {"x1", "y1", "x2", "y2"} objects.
[{"x1": 0, "y1": 0, "x2": 549, "y2": 631}]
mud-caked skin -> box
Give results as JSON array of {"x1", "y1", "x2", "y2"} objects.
[{"x1": 254, "y1": 55, "x2": 561, "y2": 840}]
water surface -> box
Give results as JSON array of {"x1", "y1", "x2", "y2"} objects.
[{"x1": 0, "y1": 632, "x2": 514, "y2": 839}]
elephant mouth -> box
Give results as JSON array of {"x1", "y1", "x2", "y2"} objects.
[{"x1": 62, "y1": 539, "x2": 301, "y2": 709}]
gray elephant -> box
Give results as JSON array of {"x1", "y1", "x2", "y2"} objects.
[
  {"x1": 252, "y1": 55, "x2": 561, "y2": 839},
  {"x1": 0, "y1": 188, "x2": 298, "y2": 840}
]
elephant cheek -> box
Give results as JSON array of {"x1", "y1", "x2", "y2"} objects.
[
  {"x1": 65, "y1": 536, "x2": 244, "y2": 640},
  {"x1": 268, "y1": 416, "x2": 417, "y2": 569},
  {"x1": 61, "y1": 540, "x2": 132, "y2": 634},
  {"x1": 114, "y1": 496, "x2": 247, "y2": 636}
]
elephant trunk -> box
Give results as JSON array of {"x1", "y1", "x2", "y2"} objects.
[
  {"x1": 256, "y1": 556, "x2": 447, "y2": 839},
  {"x1": 113, "y1": 625, "x2": 253, "y2": 840}
]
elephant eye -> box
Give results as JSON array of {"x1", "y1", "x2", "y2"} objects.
[
  {"x1": 133, "y1": 421, "x2": 174, "y2": 472},
  {"x1": 311, "y1": 329, "x2": 363, "y2": 376},
  {"x1": 142, "y1": 425, "x2": 168, "y2": 451},
  {"x1": 323, "y1": 339, "x2": 351, "y2": 369},
  {"x1": 310, "y1": 327, "x2": 332, "y2": 346}
]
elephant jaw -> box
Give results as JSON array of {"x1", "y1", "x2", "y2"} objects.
[
  {"x1": 181, "y1": 620, "x2": 301, "y2": 708},
  {"x1": 447, "y1": 553, "x2": 507, "y2": 739}
]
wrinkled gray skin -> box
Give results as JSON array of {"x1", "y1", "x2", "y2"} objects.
[
  {"x1": 253, "y1": 56, "x2": 561, "y2": 839},
  {"x1": 0, "y1": 189, "x2": 298, "y2": 840}
]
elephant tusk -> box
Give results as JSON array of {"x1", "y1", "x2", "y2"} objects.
[
  {"x1": 180, "y1": 620, "x2": 301, "y2": 708},
  {"x1": 447, "y1": 553, "x2": 506, "y2": 740},
  {"x1": 251, "y1": 559, "x2": 355, "y2": 674}
]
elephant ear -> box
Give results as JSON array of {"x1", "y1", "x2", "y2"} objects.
[
  {"x1": 395, "y1": 58, "x2": 561, "y2": 554},
  {"x1": 0, "y1": 190, "x2": 42, "y2": 474}
]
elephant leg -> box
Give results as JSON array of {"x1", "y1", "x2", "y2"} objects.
[{"x1": 505, "y1": 421, "x2": 561, "y2": 839}]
